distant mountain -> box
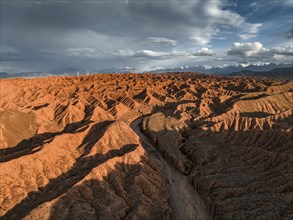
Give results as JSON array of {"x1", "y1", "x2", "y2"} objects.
[
  {"x1": 150, "y1": 63, "x2": 293, "y2": 75},
  {"x1": 0, "y1": 72, "x2": 11, "y2": 78},
  {"x1": 1, "y1": 63, "x2": 292, "y2": 79},
  {"x1": 50, "y1": 67, "x2": 88, "y2": 75},
  {"x1": 229, "y1": 67, "x2": 293, "y2": 78},
  {"x1": 0, "y1": 68, "x2": 88, "y2": 79},
  {"x1": 94, "y1": 67, "x2": 136, "y2": 73},
  {"x1": 0, "y1": 72, "x2": 53, "y2": 79}
]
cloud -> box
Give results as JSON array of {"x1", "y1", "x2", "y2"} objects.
[
  {"x1": 65, "y1": 48, "x2": 204, "y2": 60},
  {"x1": 250, "y1": 2, "x2": 259, "y2": 7},
  {"x1": 238, "y1": 23, "x2": 262, "y2": 39},
  {"x1": 0, "y1": 0, "x2": 290, "y2": 72},
  {"x1": 271, "y1": 45, "x2": 293, "y2": 56},
  {"x1": 114, "y1": 49, "x2": 178, "y2": 59},
  {"x1": 283, "y1": 0, "x2": 293, "y2": 6},
  {"x1": 115, "y1": 48, "x2": 215, "y2": 59},
  {"x1": 185, "y1": 1, "x2": 262, "y2": 44},
  {"x1": 146, "y1": 37, "x2": 177, "y2": 46},
  {"x1": 67, "y1": 48, "x2": 97, "y2": 57},
  {"x1": 140, "y1": 50, "x2": 170, "y2": 58},
  {"x1": 228, "y1": 42, "x2": 267, "y2": 57},
  {"x1": 239, "y1": 34, "x2": 257, "y2": 40},
  {"x1": 228, "y1": 42, "x2": 293, "y2": 64},
  {"x1": 64, "y1": 0, "x2": 261, "y2": 46},
  {"x1": 193, "y1": 48, "x2": 215, "y2": 56},
  {"x1": 115, "y1": 50, "x2": 136, "y2": 57}
]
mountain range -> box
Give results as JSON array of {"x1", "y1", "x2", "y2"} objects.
[
  {"x1": 229, "y1": 67, "x2": 293, "y2": 78},
  {"x1": 150, "y1": 63, "x2": 293, "y2": 74},
  {"x1": 1, "y1": 63, "x2": 292, "y2": 78}
]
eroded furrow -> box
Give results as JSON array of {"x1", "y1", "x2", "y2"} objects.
[{"x1": 131, "y1": 118, "x2": 212, "y2": 220}]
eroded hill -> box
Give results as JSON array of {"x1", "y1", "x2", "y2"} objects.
[{"x1": 0, "y1": 73, "x2": 292, "y2": 219}]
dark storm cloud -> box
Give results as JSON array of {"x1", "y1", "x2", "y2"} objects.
[
  {"x1": 3, "y1": 1, "x2": 118, "y2": 27},
  {"x1": 1, "y1": 1, "x2": 130, "y2": 37},
  {"x1": 0, "y1": 0, "x2": 292, "y2": 73}
]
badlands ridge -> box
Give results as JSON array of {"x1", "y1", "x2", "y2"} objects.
[{"x1": 0, "y1": 73, "x2": 292, "y2": 219}]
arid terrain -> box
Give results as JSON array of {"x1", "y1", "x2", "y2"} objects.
[{"x1": 0, "y1": 73, "x2": 292, "y2": 220}]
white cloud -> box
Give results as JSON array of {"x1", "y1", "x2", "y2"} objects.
[
  {"x1": 146, "y1": 37, "x2": 177, "y2": 46},
  {"x1": 190, "y1": 35, "x2": 211, "y2": 45},
  {"x1": 116, "y1": 42, "x2": 292, "y2": 72},
  {"x1": 238, "y1": 23, "x2": 262, "y2": 39},
  {"x1": 115, "y1": 49, "x2": 136, "y2": 57},
  {"x1": 114, "y1": 48, "x2": 215, "y2": 59},
  {"x1": 228, "y1": 42, "x2": 293, "y2": 64},
  {"x1": 250, "y1": 2, "x2": 258, "y2": 7},
  {"x1": 140, "y1": 50, "x2": 169, "y2": 58},
  {"x1": 202, "y1": 2, "x2": 262, "y2": 42},
  {"x1": 193, "y1": 47, "x2": 215, "y2": 56},
  {"x1": 272, "y1": 45, "x2": 293, "y2": 55},
  {"x1": 227, "y1": 42, "x2": 267, "y2": 57},
  {"x1": 128, "y1": 0, "x2": 262, "y2": 45},
  {"x1": 238, "y1": 34, "x2": 257, "y2": 40}
]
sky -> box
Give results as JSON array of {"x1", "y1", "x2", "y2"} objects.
[{"x1": 1, "y1": 0, "x2": 293, "y2": 73}]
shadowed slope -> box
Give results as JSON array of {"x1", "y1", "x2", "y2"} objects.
[{"x1": 2, "y1": 144, "x2": 139, "y2": 220}]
